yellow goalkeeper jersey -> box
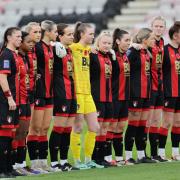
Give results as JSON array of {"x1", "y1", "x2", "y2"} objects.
[{"x1": 70, "y1": 42, "x2": 91, "y2": 94}]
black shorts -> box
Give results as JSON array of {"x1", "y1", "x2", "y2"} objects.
[
  {"x1": 19, "y1": 103, "x2": 31, "y2": 121},
  {"x1": 150, "y1": 90, "x2": 163, "y2": 109},
  {"x1": 0, "y1": 102, "x2": 19, "y2": 129},
  {"x1": 29, "y1": 90, "x2": 35, "y2": 106},
  {"x1": 113, "y1": 100, "x2": 128, "y2": 122},
  {"x1": 163, "y1": 97, "x2": 180, "y2": 113},
  {"x1": 95, "y1": 102, "x2": 113, "y2": 122},
  {"x1": 129, "y1": 98, "x2": 150, "y2": 112},
  {"x1": 34, "y1": 97, "x2": 53, "y2": 110},
  {"x1": 53, "y1": 98, "x2": 77, "y2": 117}
]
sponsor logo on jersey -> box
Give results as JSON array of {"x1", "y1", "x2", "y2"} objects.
[{"x1": 3, "y1": 60, "x2": 10, "y2": 68}]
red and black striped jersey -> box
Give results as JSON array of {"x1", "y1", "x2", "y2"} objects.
[
  {"x1": 0, "y1": 48, "x2": 20, "y2": 105},
  {"x1": 27, "y1": 48, "x2": 37, "y2": 92},
  {"x1": 18, "y1": 53, "x2": 30, "y2": 104},
  {"x1": 35, "y1": 41, "x2": 54, "y2": 98},
  {"x1": 128, "y1": 47, "x2": 151, "y2": 98},
  {"x1": 90, "y1": 51, "x2": 112, "y2": 102},
  {"x1": 53, "y1": 47, "x2": 76, "y2": 100},
  {"x1": 163, "y1": 44, "x2": 180, "y2": 97},
  {"x1": 112, "y1": 51, "x2": 130, "y2": 101},
  {"x1": 150, "y1": 38, "x2": 164, "y2": 91}
]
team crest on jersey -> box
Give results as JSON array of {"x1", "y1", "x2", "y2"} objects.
[
  {"x1": 7, "y1": 116, "x2": 12, "y2": 123},
  {"x1": 133, "y1": 101, "x2": 138, "y2": 107},
  {"x1": 164, "y1": 101, "x2": 169, "y2": 107},
  {"x1": 3, "y1": 60, "x2": 10, "y2": 68},
  {"x1": 35, "y1": 99, "x2": 40, "y2": 105},
  {"x1": 62, "y1": 105, "x2": 67, "y2": 112},
  {"x1": 84, "y1": 50, "x2": 88, "y2": 56}
]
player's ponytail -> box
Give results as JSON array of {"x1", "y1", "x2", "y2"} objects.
[
  {"x1": 73, "y1": 22, "x2": 92, "y2": 43},
  {"x1": 73, "y1": 22, "x2": 82, "y2": 43},
  {"x1": 112, "y1": 28, "x2": 129, "y2": 52},
  {"x1": 133, "y1": 28, "x2": 152, "y2": 44},
  {"x1": 41, "y1": 20, "x2": 56, "y2": 39}
]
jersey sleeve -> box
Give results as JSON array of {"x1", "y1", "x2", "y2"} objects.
[
  {"x1": 0, "y1": 51, "x2": 12, "y2": 74},
  {"x1": 127, "y1": 47, "x2": 138, "y2": 64}
]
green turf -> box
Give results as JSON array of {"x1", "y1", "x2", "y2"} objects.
[
  {"x1": 17, "y1": 162, "x2": 180, "y2": 180},
  {"x1": 22, "y1": 122, "x2": 179, "y2": 180}
]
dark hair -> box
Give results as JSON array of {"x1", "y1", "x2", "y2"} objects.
[
  {"x1": 169, "y1": 21, "x2": 180, "y2": 40},
  {"x1": 40, "y1": 20, "x2": 56, "y2": 39},
  {"x1": 73, "y1": 22, "x2": 92, "y2": 43},
  {"x1": 0, "y1": 27, "x2": 21, "y2": 54},
  {"x1": 133, "y1": 28, "x2": 152, "y2": 43},
  {"x1": 112, "y1": 28, "x2": 129, "y2": 52},
  {"x1": 21, "y1": 31, "x2": 29, "y2": 42},
  {"x1": 56, "y1": 23, "x2": 69, "y2": 41}
]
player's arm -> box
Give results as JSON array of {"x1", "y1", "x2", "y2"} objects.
[{"x1": 0, "y1": 74, "x2": 16, "y2": 110}]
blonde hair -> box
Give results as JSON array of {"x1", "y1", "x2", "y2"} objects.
[
  {"x1": 40, "y1": 20, "x2": 56, "y2": 38},
  {"x1": 133, "y1": 28, "x2": 152, "y2": 43},
  {"x1": 24, "y1": 22, "x2": 40, "y2": 33},
  {"x1": 151, "y1": 16, "x2": 166, "y2": 27},
  {"x1": 94, "y1": 31, "x2": 112, "y2": 49}
]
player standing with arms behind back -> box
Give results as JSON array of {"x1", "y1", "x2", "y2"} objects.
[
  {"x1": 146, "y1": 16, "x2": 167, "y2": 162},
  {"x1": 27, "y1": 20, "x2": 58, "y2": 172},
  {"x1": 159, "y1": 21, "x2": 180, "y2": 161},
  {"x1": 70, "y1": 22, "x2": 101, "y2": 169}
]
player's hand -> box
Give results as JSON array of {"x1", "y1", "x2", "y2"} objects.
[
  {"x1": 109, "y1": 49, "x2": 116, "y2": 61},
  {"x1": 55, "y1": 42, "x2": 67, "y2": 58},
  {"x1": 131, "y1": 43, "x2": 143, "y2": 50},
  {"x1": 91, "y1": 46, "x2": 98, "y2": 54},
  {"x1": 7, "y1": 96, "x2": 16, "y2": 110}
]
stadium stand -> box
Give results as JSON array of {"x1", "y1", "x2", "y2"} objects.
[{"x1": 0, "y1": 0, "x2": 179, "y2": 40}]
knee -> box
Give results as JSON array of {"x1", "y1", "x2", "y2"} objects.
[
  {"x1": 15, "y1": 130, "x2": 27, "y2": 140},
  {"x1": 30, "y1": 125, "x2": 41, "y2": 135},
  {"x1": 88, "y1": 123, "x2": 100, "y2": 133},
  {"x1": 41, "y1": 126, "x2": 50, "y2": 135},
  {"x1": 150, "y1": 119, "x2": 160, "y2": 127},
  {"x1": 129, "y1": 111, "x2": 141, "y2": 119},
  {"x1": 72, "y1": 123, "x2": 83, "y2": 133},
  {"x1": 162, "y1": 122, "x2": 171, "y2": 129}
]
